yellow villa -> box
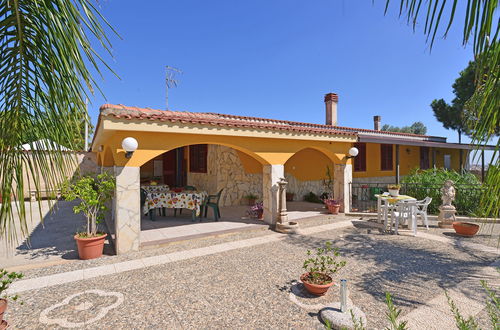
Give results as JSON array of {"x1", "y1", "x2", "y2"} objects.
[{"x1": 91, "y1": 93, "x2": 478, "y2": 254}]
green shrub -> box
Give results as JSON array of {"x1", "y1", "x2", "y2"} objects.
[
  {"x1": 401, "y1": 168, "x2": 486, "y2": 216},
  {"x1": 304, "y1": 192, "x2": 323, "y2": 203}
]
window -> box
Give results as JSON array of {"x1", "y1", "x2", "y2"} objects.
[
  {"x1": 189, "y1": 144, "x2": 208, "y2": 173},
  {"x1": 444, "y1": 154, "x2": 451, "y2": 169},
  {"x1": 354, "y1": 143, "x2": 366, "y2": 172},
  {"x1": 420, "y1": 147, "x2": 430, "y2": 169},
  {"x1": 380, "y1": 144, "x2": 393, "y2": 171}
]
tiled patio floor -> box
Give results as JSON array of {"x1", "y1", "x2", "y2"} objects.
[{"x1": 140, "y1": 201, "x2": 327, "y2": 246}]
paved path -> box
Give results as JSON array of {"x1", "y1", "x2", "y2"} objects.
[{"x1": 4, "y1": 218, "x2": 499, "y2": 329}]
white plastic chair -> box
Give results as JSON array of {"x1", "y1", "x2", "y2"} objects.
[
  {"x1": 415, "y1": 197, "x2": 432, "y2": 230},
  {"x1": 389, "y1": 200, "x2": 417, "y2": 236}
]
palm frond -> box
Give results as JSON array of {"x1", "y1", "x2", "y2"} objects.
[{"x1": 0, "y1": 0, "x2": 116, "y2": 244}]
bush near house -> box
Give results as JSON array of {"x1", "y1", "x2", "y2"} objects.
[{"x1": 401, "y1": 168, "x2": 488, "y2": 216}]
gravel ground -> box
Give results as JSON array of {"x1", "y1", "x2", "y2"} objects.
[
  {"x1": 6, "y1": 218, "x2": 498, "y2": 329},
  {"x1": 14, "y1": 213, "x2": 341, "y2": 280}
]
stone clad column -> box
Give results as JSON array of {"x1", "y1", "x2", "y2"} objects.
[
  {"x1": 262, "y1": 164, "x2": 284, "y2": 225},
  {"x1": 114, "y1": 166, "x2": 141, "y2": 254},
  {"x1": 334, "y1": 163, "x2": 352, "y2": 213}
]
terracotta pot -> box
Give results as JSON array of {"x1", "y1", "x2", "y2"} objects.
[
  {"x1": 247, "y1": 198, "x2": 257, "y2": 206},
  {"x1": 0, "y1": 320, "x2": 7, "y2": 330},
  {"x1": 300, "y1": 273, "x2": 334, "y2": 296},
  {"x1": 74, "y1": 233, "x2": 107, "y2": 260},
  {"x1": 257, "y1": 209, "x2": 264, "y2": 220},
  {"x1": 0, "y1": 299, "x2": 6, "y2": 323},
  {"x1": 453, "y1": 222, "x2": 480, "y2": 237},
  {"x1": 326, "y1": 203, "x2": 340, "y2": 215}
]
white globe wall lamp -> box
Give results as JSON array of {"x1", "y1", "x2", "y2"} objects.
[
  {"x1": 122, "y1": 137, "x2": 138, "y2": 159},
  {"x1": 346, "y1": 147, "x2": 359, "y2": 159}
]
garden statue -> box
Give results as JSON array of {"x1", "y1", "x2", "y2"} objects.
[
  {"x1": 441, "y1": 180, "x2": 456, "y2": 207},
  {"x1": 438, "y1": 180, "x2": 457, "y2": 228}
]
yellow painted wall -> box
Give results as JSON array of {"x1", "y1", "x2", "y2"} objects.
[
  {"x1": 284, "y1": 148, "x2": 334, "y2": 181},
  {"x1": 353, "y1": 143, "x2": 469, "y2": 178},
  {"x1": 100, "y1": 130, "x2": 353, "y2": 168},
  {"x1": 236, "y1": 150, "x2": 262, "y2": 174}
]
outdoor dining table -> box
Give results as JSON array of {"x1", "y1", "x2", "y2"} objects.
[
  {"x1": 143, "y1": 190, "x2": 208, "y2": 221},
  {"x1": 375, "y1": 194, "x2": 417, "y2": 224}
]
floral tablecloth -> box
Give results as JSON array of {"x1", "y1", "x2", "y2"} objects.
[
  {"x1": 141, "y1": 185, "x2": 170, "y2": 194},
  {"x1": 143, "y1": 191, "x2": 208, "y2": 216}
]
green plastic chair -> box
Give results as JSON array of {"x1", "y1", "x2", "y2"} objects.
[{"x1": 203, "y1": 189, "x2": 223, "y2": 221}]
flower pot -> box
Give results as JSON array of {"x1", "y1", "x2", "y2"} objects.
[
  {"x1": 326, "y1": 203, "x2": 340, "y2": 215},
  {"x1": 247, "y1": 198, "x2": 257, "y2": 206},
  {"x1": 0, "y1": 320, "x2": 7, "y2": 330},
  {"x1": 300, "y1": 272, "x2": 334, "y2": 296},
  {"x1": 257, "y1": 209, "x2": 264, "y2": 220},
  {"x1": 0, "y1": 299, "x2": 6, "y2": 323},
  {"x1": 286, "y1": 193, "x2": 294, "y2": 202},
  {"x1": 74, "y1": 233, "x2": 107, "y2": 260},
  {"x1": 388, "y1": 189, "x2": 399, "y2": 197},
  {"x1": 452, "y1": 222, "x2": 480, "y2": 237}
]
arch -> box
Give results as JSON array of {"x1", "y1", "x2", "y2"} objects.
[
  {"x1": 284, "y1": 147, "x2": 336, "y2": 181},
  {"x1": 102, "y1": 146, "x2": 115, "y2": 167}
]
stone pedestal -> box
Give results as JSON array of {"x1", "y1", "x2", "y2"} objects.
[
  {"x1": 438, "y1": 205, "x2": 457, "y2": 228},
  {"x1": 114, "y1": 166, "x2": 141, "y2": 254},
  {"x1": 320, "y1": 304, "x2": 367, "y2": 330}
]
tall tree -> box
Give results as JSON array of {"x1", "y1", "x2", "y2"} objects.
[
  {"x1": 381, "y1": 121, "x2": 427, "y2": 135},
  {"x1": 431, "y1": 61, "x2": 476, "y2": 143},
  {"x1": 384, "y1": 0, "x2": 499, "y2": 218},
  {"x1": 0, "y1": 1, "x2": 116, "y2": 242}
]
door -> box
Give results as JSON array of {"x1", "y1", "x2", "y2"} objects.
[
  {"x1": 163, "y1": 150, "x2": 177, "y2": 186},
  {"x1": 163, "y1": 147, "x2": 186, "y2": 187}
]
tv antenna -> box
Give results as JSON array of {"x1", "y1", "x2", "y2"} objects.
[{"x1": 165, "y1": 66, "x2": 182, "y2": 110}]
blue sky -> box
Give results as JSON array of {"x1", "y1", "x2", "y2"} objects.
[{"x1": 90, "y1": 1, "x2": 476, "y2": 146}]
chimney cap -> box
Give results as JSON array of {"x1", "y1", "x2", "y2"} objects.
[
  {"x1": 374, "y1": 115, "x2": 381, "y2": 121},
  {"x1": 324, "y1": 93, "x2": 338, "y2": 102}
]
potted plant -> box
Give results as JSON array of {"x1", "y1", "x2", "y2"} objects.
[
  {"x1": 0, "y1": 269, "x2": 23, "y2": 329},
  {"x1": 301, "y1": 242, "x2": 346, "y2": 296},
  {"x1": 324, "y1": 199, "x2": 341, "y2": 215},
  {"x1": 387, "y1": 184, "x2": 401, "y2": 197},
  {"x1": 63, "y1": 173, "x2": 115, "y2": 260},
  {"x1": 286, "y1": 192, "x2": 295, "y2": 201},
  {"x1": 247, "y1": 202, "x2": 264, "y2": 220},
  {"x1": 244, "y1": 193, "x2": 259, "y2": 206}
]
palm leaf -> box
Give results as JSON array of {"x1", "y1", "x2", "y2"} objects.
[
  {"x1": 0, "y1": 0, "x2": 117, "y2": 244},
  {"x1": 384, "y1": 0, "x2": 499, "y2": 220}
]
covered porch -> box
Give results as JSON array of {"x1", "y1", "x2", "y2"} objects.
[{"x1": 92, "y1": 104, "x2": 357, "y2": 254}]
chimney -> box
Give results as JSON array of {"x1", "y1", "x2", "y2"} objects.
[
  {"x1": 324, "y1": 93, "x2": 338, "y2": 126},
  {"x1": 374, "y1": 115, "x2": 381, "y2": 131}
]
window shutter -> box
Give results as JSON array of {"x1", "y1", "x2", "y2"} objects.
[
  {"x1": 354, "y1": 143, "x2": 366, "y2": 172},
  {"x1": 380, "y1": 144, "x2": 393, "y2": 171}
]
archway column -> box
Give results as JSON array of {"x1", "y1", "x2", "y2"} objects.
[
  {"x1": 262, "y1": 164, "x2": 284, "y2": 226},
  {"x1": 114, "y1": 166, "x2": 141, "y2": 254},
  {"x1": 333, "y1": 163, "x2": 352, "y2": 213}
]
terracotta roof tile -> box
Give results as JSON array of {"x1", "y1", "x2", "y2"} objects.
[
  {"x1": 99, "y1": 104, "x2": 357, "y2": 137},
  {"x1": 99, "y1": 104, "x2": 444, "y2": 141}
]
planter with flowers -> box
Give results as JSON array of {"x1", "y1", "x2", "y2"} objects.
[
  {"x1": 324, "y1": 199, "x2": 341, "y2": 215},
  {"x1": 387, "y1": 184, "x2": 401, "y2": 197},
  {"x1": 301, "y1": 241, "x2": 346, "y2": 296},
  {"x1": 247, "y1": 201, "x2": 264, "y2": 220},
  {"x1": 0, "y1": 269, "x2": 23, "y2": 329},
  {"x1": 63, "y1": 173, "x2": 115, "y2": 260}
]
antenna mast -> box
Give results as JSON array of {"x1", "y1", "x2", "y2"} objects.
[{"x1": 165, "y1": 66, "x2": 182, "y2": 110}]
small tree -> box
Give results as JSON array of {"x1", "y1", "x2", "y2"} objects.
[
  {"x1": 63, "y1": 173, "x2": 115, "y2": 237},
  {"x1": 381, "y1": 121, "x2": 427, "y2": 135}
]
